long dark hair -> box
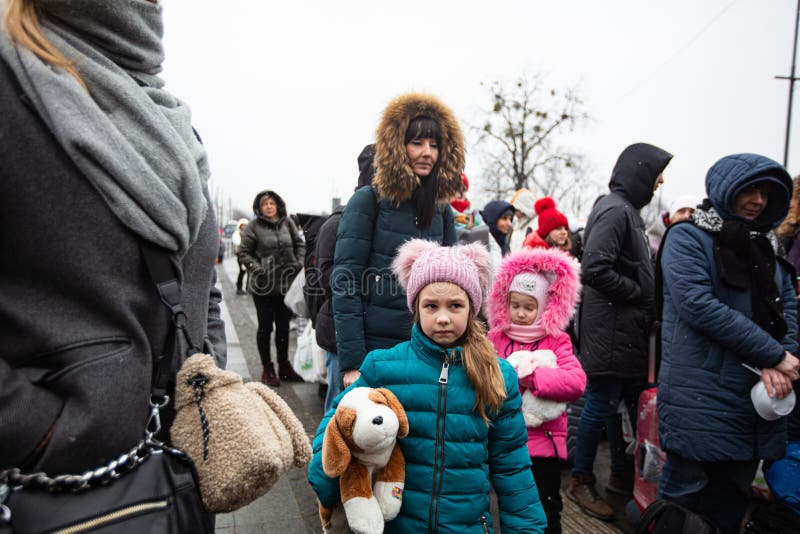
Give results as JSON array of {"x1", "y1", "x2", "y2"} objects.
[{"x1": 405, "y1": 117, "x2": 442, "y2": 229}]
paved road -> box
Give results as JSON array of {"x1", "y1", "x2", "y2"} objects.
[{"x1": 213, "y1": 256, "x2": 631, "y2": 533}]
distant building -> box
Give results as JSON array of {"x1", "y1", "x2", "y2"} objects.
[{"x1": 331, "y1": 197, "x2": 341, "y2": 212}]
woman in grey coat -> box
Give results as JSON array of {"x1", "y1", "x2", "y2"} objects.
[
  {"x1": 0, "y1": 0, "x2": 225, "y2": 484},
  {"x1": 238, "y1": 190, "x2": 305, "y2": 386}
]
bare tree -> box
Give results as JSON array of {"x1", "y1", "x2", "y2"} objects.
[{"x1": 472, "y1": 73, "x2": 598, "y2": 214}]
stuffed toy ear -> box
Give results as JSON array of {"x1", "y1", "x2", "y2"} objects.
[
  {"x1": 392, "y1": 239, "x2": 439, "y2": 290},
  {"x1": 458, "y1": 242, "x2": 493, "y2": 303},
  {"x1": 321, "y1": 408, "x2": 356, "y2": 478},
  {"x1": 377, "y1": 388, "x2": 409, "y2": 439}
]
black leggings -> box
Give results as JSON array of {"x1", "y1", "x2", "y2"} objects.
[
  {"x1": 252, "y1": 294, "x2": 291, "y2": 366},
  {"x1": 236, "y1": 261, "x2": 247, "y2": 290},
  {"x1": 530, "y1": 457, "x2": 563, "y2": 534}
]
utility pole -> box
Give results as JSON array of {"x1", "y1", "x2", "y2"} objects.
[{"x1": 777, "y1": 0, "x2": 800, "y2": 169}]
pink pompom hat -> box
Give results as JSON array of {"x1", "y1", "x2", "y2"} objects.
[{"x1": 392, "y1": 239, "x2": 493, "y2": 315}]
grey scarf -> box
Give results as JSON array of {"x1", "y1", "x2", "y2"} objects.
[{"x1": 0, "y1": 0, "x2": 208, "y2": 254}]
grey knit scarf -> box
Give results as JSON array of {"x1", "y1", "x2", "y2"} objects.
[{"x1": 0, "y1": 0, "x2": 208, "y2": 254}]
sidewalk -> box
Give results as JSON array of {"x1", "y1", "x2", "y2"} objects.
[
  {"x1": 215, "y1": 257, "x2": 325, "y2": 534},
  {"x1": 213, "y1": 256, "x2": 627, "y2": 533}
]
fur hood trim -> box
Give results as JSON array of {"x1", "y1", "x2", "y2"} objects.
[
  {"x1": 488, "y1": 248, "x2": 581, "y2": 336},
  {"x1": 373, "y1": 93, "x2": 465, "y2": 203}
]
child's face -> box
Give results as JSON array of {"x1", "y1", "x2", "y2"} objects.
[
  {"x1": 496, "y1": 214, "x2": 513, "y2": 234},
  {"x1": 418, "y1": 282, "x2": 470, "y2": 347},
  {"x1": 509, "y1": 291, "x2": 538, "y2": 325},
  {"x1": 547, "y1": 226, "x2": 569, "y2": 246}
]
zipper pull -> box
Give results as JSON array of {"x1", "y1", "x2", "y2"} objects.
[{"x1": 439, "y1": 359, "x2": 449, "y2": 384}]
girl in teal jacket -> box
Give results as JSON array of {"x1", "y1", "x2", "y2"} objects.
[{"x1": 309, "y1": 240, "x2": 547, "y2": 533}]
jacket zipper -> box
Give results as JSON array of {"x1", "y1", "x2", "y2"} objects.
[
  {"x1": 428, "y1": 355, "x2": 449, "y2": 533},
  {"x1": 545, "y1": 430, "x2": 559, "y2": 458},
  {"x1": 481, "y1": 514, "x2": 490, "y2": 534},
  {"x1": 54, "y1": 501, "x2": 168, "y2": 534},
  {"x1": 435, "y1": 357, "x2": 449, "y2": 531}
]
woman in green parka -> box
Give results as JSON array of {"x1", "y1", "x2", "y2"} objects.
[
  {"x1": 309, "y1": 240, "x2": 547, "y2": 533},
  {"x1": 333, "y1": 93, "x2": 460, "y2": 389}
]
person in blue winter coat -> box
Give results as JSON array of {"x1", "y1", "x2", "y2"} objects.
[
  {"x1": 657, "y1": 153, "x2": 800, "y2": 534},
  {"x1": 309, "y1": 239, "x2": 547, "y2": 533}
]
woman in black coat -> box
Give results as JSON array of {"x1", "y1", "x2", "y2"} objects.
[{"x1": 238, "y1": 190, "x2": 305, "y2": 386}]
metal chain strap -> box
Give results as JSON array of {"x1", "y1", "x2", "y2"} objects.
[
  {"x1": 0, "y1": 440, "x2": 151, "y2": 493},
  {"x1": 0, "y1": 395, "x2": 187, "y2": 519}
]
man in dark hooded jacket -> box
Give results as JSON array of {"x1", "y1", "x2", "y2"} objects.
[
  {"x1": 567, "y1": 142, "x2": 672, "y2": 520},
  {"x1": 657, "y1": 154, "x2": 799, "y2": 533}
]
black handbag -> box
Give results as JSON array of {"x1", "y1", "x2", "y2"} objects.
[{"x1": 0, "y1": 244, "x2": 213, "y2": 534}]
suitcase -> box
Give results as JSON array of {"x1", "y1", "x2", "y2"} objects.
[
  {"x1": 631, "y1": 318, "x2": 667, "y2": 513},
  {"x1": 633, "y1": 385, "x2": 664, "y2": 511}
]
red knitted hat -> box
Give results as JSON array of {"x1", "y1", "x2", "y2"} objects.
[{"x1": 535, "y1": 197, "x2": 569, "y2": 238}]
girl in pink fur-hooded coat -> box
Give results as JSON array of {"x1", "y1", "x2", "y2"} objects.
[{"x1": 487, "y1": 247, "x2": 586, "y2": 533}]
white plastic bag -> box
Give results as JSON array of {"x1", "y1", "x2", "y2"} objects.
[
  {"x1": 292, "y1": 322, "x2": 327, "y2": 383},
  {"x1": 292, "y1": 322, "x2": 316, "y2": 381},
  {"x1": 640, "y1": 440, "x2": 666, "y2": 484},
  {"x1": 284, "y1": 270, "x2": 308, "y2": 317}
]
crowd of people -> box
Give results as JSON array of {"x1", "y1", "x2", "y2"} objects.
[
  {"x1": 2, "y1": 1, "x2": 799, "y2": 533},
  {"x1": 232, "y1": 93, "x2": 800, "y2": 533}
]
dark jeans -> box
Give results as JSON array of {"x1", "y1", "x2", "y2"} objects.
[
  {"x1": 658, "y1": 452, "x2": 758, "y2": 534},
  {"x1": 252, "y1": 294, "x2": 291, "y2": 367},
  {"x1": 323, "y1": 351, "x2": 342, "y2": 414},
  {"x1": 572, "y1": 376, "x2": 643, "y2": 476},
  {"x1": 531, "y1": 457, "x2": 562, "y2": 534}
]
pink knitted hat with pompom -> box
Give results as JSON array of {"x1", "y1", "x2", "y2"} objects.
[{"x1": 392, "y1": 239, "x2": 493, "y2": 315}]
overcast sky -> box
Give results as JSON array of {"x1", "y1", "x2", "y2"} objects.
[{"x1": 161, "y1": 0, "x2": 799, "y2": 222}]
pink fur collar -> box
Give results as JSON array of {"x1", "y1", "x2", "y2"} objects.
[{"x1": 487, "y1": 248, "x2": 581, "y2": 337}]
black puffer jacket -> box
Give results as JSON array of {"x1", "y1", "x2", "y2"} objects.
[
  {"x1": 238, "y1": 191, "x2": 305, "y2": 297},
  {"x1": 313, "y1": 206, "x2": 343, "y2": 354},
  {"x1": 578, "y1": 143, "x2": 672, "y2": 377}
]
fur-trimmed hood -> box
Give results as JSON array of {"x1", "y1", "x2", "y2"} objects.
[
  {"x1": 487, "y1": 248, "x2": 581, "y2": 336},
  {"x1": 373, "y1": 93, "x2": 465, "y2": 204}
]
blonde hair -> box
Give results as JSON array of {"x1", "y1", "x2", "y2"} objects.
[
  {"x1": 414, "y1": 301, "x2": 507, "y2": 424},
  {"x1": 4, "y1": 0, "x2": 86, "y2": 88}
]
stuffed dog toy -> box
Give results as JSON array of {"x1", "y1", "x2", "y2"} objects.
[
  {"x1": 506, "y1": 349, "x2": 566, "y2": 428},
  {"x1": 319, "y1": 387, "x2": 409, "y2": 534}
]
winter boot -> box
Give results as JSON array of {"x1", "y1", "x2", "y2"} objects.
[
  {"x1": 278, "y1": 359, "x2": 304, "y2": 382},
  {"x1": 566, "y1": 472, "x2": 615, "y2": 521},
  {"x1": 261, "y1": 363, "x2": 280, "y2": 387},
  {"x1": 606, "y1": 469, "x2": 634, "y2": 496}
]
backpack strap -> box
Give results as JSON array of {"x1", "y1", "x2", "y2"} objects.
[{"x1": 140, "y1": 242, "x2": 199, "y2": 403}]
